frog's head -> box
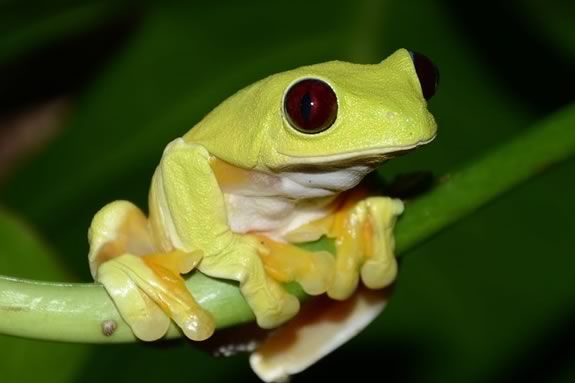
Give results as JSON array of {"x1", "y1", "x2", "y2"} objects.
[{"x1": 186, "y1": 48, "x2": 438, "y2": 176}]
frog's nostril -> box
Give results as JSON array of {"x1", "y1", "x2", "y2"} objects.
[{"x1": 408, "y1": 51, "x2": 439, "y2": 100}]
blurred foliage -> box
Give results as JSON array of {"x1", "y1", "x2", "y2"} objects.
[
  {"x1": 0, "y1": 210, "x2": 89, "y2": 382},
  {"x1": 0, "y1": 0, "x2": 573, "y2": 382}
]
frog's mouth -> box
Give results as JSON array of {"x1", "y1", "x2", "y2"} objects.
[{"x1": 274, "y1": 137, "x2": 434, "y2": 172}]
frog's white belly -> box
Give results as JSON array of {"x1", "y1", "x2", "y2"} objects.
[
  {"x1": 223, "y1": 164, "x2": 373, "y2": 239},
  {"x1": 224, "y1": 193, "x2": 334, "y2": 239}
]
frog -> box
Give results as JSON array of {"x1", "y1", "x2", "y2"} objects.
[{"x1": 87, "y1": 48, "x2": 438, "y2": 378}]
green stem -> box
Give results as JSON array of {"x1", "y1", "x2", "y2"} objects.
[
  {"x1": 395, "y1": 103, "x2": 575, "y2": 253},
  {"x1": 1, "y1": 103, "x2": 574, "y2": 344}
]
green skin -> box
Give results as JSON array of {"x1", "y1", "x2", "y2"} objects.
[{"x1": 86, "y1": 48, "x2": 436, "y2": 343}]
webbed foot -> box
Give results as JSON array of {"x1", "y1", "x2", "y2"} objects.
[
  {"x1": 328, "y1": 196, "x2": 403, "y2": 299},
  {"x1": 89, "y1": 200, "x2": 215, "y2": 341},
  {"x1": 284, "y1": 193, "x2": 403, "y2": 300},
  {"x1": 97, "y1": 250, "x2": 215, "y2": 341}
]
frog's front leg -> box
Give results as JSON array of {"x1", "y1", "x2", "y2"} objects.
[
  {"x1": 88, "y1": 200, "x2": 214, "y2": 341},
  {"x1": 286, "y1": 191, "x2": 403, "y2": 300},
  {"x1": 158, "y1": 139, "x2": 300, "y2": 329}
]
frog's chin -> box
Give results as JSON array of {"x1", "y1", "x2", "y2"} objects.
[{"x1": 275, "y1": 136, "x2": 435, "y2": 172}]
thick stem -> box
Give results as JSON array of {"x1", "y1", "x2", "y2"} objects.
[{"x1": 1, "y1": 103, "x2": 574, "y2": 344}]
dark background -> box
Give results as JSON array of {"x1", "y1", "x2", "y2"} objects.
[{"x1": 0, "y1": 1, "x2": 573, "y2": 382}]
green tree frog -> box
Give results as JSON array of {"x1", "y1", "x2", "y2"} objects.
[{"x1": 87, "y1": 48, "x2": 438, "y2": 381}]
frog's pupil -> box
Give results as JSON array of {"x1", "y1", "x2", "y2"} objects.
[
  {"x1": 300, "y1": 92, "x2": 313, "y2": 122},
  {"x1": 284, "y1": 78, "x2": 338, "y2": 134}
]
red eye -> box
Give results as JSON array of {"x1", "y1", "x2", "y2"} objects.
[{"x1": 284, "y1": 79, "x2": 338, "y2": 134}]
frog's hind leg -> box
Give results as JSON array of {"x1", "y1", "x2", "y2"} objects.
[
  {"x1": 88, "y1": 200, "x2": 214, "y2": 341},
  {"x1": 88, "y1": 200, "x2": 155, "y2": 276}
]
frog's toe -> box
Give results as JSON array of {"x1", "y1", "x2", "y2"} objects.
[
  {"x1": 97, "y1": 251, "x2": 215, "y2": 341},
  {"x1": 295, "y1": 251, "x2": 335, "y2": 296},
  {"x1": 359, "y1": 197, "x2": 402, "y2": 289},
  {"x1": 242, "y1": 269, "x2": 300, "y2": 329},
  {"x1": 361, "y1": 258, "x2": 397, "y2": 289},
  {"x1": 98, "y1": 260, "x2": 170, "y2": 341},
  {"x1": 130, "y1": 295, "x2": 172, "y2": 341},
  {"x1": 144, "y1": 257, "x2": 215, "y2": 341},
  {"x1": 173, "y1": 308, "x2": 215, "y2": 341},
  {"x1": 327, "y1": 270, "x2": 360, "y2": 300},
  {"x1": 254, "y1": 287, "x2": 300, "y2": 329}
]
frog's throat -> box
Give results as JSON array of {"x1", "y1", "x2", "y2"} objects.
[{"x1": 273, "y1": 136, "x2": 436, "y2": 172}]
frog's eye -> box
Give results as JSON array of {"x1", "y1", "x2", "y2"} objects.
[
  {"x1": 283, "y1": 79, "x2": 338, "y2": 134},
  {"x1": 409, "y1": 51, "x2": 439, "y2": 100}
]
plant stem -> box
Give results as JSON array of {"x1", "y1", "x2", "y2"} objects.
[
  {"x1": 1, "y1": 103, "x2": 574, "y2": 344},
  {"x1": 396, "y1": 103, "x2": 575, "y2": 253}
]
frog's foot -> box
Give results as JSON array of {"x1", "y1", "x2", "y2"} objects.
[
  {"x1": 199, "y1": 235, "x2": 300, "y2": 329},
  {"x1": 89, "y1": 201, "x2": 215, "y2": 341},
  {"x1": 98, "y1": 251, "x2": 215, "y2": 341},
  {"x1": 359, "y1": 197, "x2": 404, "y2": 289},
  {"x1": 256, "y1": 235, "x2": 334, "y2": 296},
  {"x1": 329, "y1": 196, "x2": 403, "y2": 299},
  {"x1": 288, "y1": 195, "x2": 403, "y2": 300}
]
